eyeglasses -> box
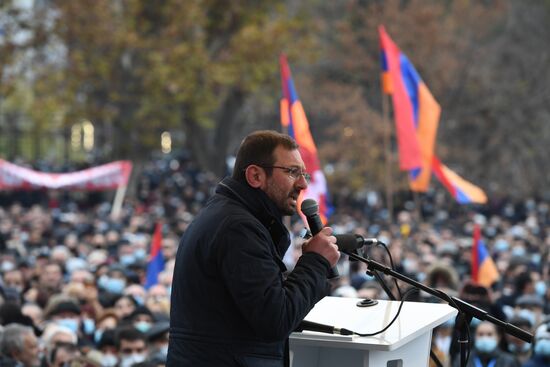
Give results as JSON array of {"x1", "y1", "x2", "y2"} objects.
[{"x1": 261, "y1": 165, "x2": 311, "y2": 183}]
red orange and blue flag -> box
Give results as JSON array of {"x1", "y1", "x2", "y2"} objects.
[
  {"x1": 471, "y1": 224, "x2": 499, "y2": 287},
  {"x1": 379, "y1": 25, "x2": 440, "y2": 192},
  {"x1": 145, "y1": 222, "x2": 165, "y2": 289},
  {"x1": 279, "y1": 54, "x2": 331, "y2": 222},
  {"x1": 379, "y1": 26, "x2": 487, "y2": 203},
  {"x1": 432, "y1": 157, "x2": 488, "y2": 204}
]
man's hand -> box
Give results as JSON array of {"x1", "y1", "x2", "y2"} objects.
[{"x1": 302, "y1": 227, "x2": 340, "y2": 267}]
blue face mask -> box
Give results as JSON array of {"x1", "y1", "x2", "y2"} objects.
[
  {"x1": 511, "y1": 247, "x2": 526, "y2": 257},
  {"x1": 494, "y1": 239, "x2": 509, "y2": 252},
  {"x1": 535, "y1": 281, "x2": 547, "y2": 297},
  {"x1": 134, "y1": 248, "x2": 147, "y2": 260},
  {"x1": 120, "y1": 254, "x2": 135, "y2": 266},
  {"x1": 82, "y1": 318, "x2": 95, "y2": 335},
  {"x1": 475, "y1": 337, "x2": 498, "y2": 353},
  {"x1": 134, "y1": 296, "x2": 145, "y2": 306},
  {"x1": 535, "y1": 339, "x2": 550, "y2": 357},
  {"x1": 57, "y1": 318, "x2": 80, "y2": 334},
  {"x1": 532, "y1": 254, "x2": 542, "y2": 265},
  {"x1": 134, "y1": 321, "x2": 151, "y2": 333},
  {"x1": 509, "y1": 342, "x2": 530, "y2": 353},
  {"x1": 104, "y1": 278, "x2": 126, "y2": 294},
  {"x1": 94, "y1": 329, "x2": 103, "y2": 344}
]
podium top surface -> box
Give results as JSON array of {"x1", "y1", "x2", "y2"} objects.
[{"x1": 290, "y1": 297, "x2": 457, "y2": 351}]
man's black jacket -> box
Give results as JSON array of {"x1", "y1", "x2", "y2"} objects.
[{"x1": 167, "y1": 177, "x2": 331, "y2": 366}]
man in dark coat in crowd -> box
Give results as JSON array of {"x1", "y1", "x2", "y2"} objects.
[{"x1": 168, "y1": 130, "x2": 339, "y2": 366}]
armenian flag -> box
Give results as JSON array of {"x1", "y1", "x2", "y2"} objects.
[
  {"x1": 432, "y1": 157, "x2": 488, "y2": 204},
  {"x1": 279, "y1": 54, "x2": 331, "y2": 222},
  {"x1": 145, "y1": 222, "x2": 165, "y2": 289},
  {"x1": 379, "y1": 25, "x2": 441, "y2": 192},
  {"x1": 471, "y1": 224, "x2": 499, "y2": 287}
]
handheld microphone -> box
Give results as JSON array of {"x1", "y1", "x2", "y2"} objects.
[
  {"x1": 296, "y1": 320, "x2": 354, "y2": 336},
  {"x1": 300, "y1": 199, "x2": 339, "y2": 279}
]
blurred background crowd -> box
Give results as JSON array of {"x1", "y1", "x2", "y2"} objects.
[{"x1": 0, "y1": 155, "x2": 549, "y2": 367}]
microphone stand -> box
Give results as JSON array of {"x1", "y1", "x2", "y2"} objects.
[
  {"x1": 343, "y1": 250, "x2": 533, "y2": 367},
  {"x1": 359, "y1": 254, "x2": 443, "y2": 367}
]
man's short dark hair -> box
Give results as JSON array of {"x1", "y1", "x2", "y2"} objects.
[
  {"x1": 114, "y1": 326, "x2": 146, "y2": 349},
  {"x1": 232, "y1": 130, "x2": 299, "y2": 183}
]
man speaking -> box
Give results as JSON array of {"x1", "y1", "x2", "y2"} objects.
[{"x1": 168, "y1": 130, "x2": 339, "y2": 366}]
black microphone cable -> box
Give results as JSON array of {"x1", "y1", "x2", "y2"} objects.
[
  {"x1": 364, "y1": 239, "x2": 403, "y2": 301},
  {"x1": 295, "y1": 287, "x2": 418, "y2": 338},
  {"x1": 338, "y1": 286, "x2": 419, "y2": 337}
]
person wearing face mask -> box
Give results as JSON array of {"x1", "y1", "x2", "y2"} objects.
[
  {"x1": 97, "y1": 265, "x2": 128, "y2": 297},
  {"x1": 514, "y1": 294, "x2": 545, "y2": 331},
  {"x1": 96, "y1": 329, "x2": 119, "y2": 367},
  {"x1": 115, "y1": 326, "x2": 148, "y2": 367},
  {"x1": 523, "y1": 322, "x2": 550, "y2": 367},
  {"x1": 3, "y1": 268, "x2": 26, "y2": 296},
  {"x1": 452, "y1": 321, "x2": 520, "y2": 367},
  {"x1": 449, "y1": 282, "x2": 508, "y2": 364},
  {"x1": 126, "y1": 305, "x2": 155, "y2": 334},
  {"x1": 503, "y1": 316, "x2": 532, "y2": 365},
  {"x1": 44, "y1": 299, "x2": 83, "y2": 337}
]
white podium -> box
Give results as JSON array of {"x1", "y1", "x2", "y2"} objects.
[{"x1": 290, "y1": 297, "x2": 457, "y2": 367}]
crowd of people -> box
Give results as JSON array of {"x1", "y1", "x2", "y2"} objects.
[{"x1": 0, "y1": 152, "x2": 549, "y2": 366}]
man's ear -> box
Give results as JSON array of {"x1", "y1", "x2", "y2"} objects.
[{"x1": 245, "y1": 165, "x2": 265, "y2": 188}]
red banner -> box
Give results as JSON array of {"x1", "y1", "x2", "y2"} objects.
[{"x1": 0, "y1": 160, "x2": 132, "y2": 191}]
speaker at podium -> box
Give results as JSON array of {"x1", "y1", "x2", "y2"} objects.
[{"x1": 290, "y1": 296, "x2": 457, "y2": 367}]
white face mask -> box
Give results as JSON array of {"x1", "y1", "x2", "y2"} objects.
[
  {"x1": 102, "y1": 354, "x2": 118, "y2": 367},
  {"x1": 119, "y1": 353, "x2": 146, "y2": 367}
]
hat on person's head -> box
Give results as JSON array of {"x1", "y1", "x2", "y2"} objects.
[
  {"x1": 515, "y1": 294, "x2": 545, "y2": 308},
  {"x1": 146, "y1": 321, "x2": 170, "y2": 342},
  {"x1": 128, "y1": 306, "x2": 154, "y2": 322},
  {"x1": 47, "y1": 300, "x2": 81, "y2": 318}
]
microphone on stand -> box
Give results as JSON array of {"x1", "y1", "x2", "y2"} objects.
[{"x1": 333, "y1": 234, "x2": 379, "y2": 252}]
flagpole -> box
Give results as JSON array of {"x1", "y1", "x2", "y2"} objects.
[
  {"x1": 110, "y1": 184, "x2": 127, "y2": 220},
  {"x1": 382, "y1": 93, "x2": 394, "y2": 224},
  {"x1": 412, "y1": 190, "x2": 422, "y2": 222},
  {"x1": 280, "y1": 100, "x2": 292, "y2": 230}
]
